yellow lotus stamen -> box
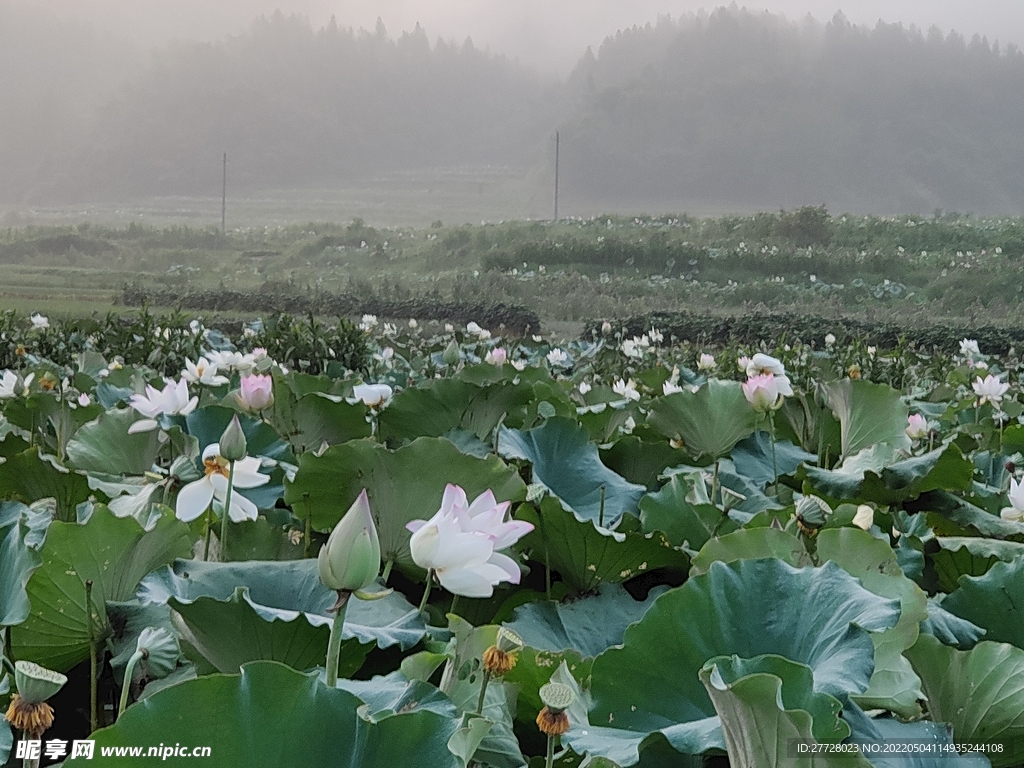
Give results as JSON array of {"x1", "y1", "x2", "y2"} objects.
[
  {"x1": 203, "y1": 457, "x2": 230, "y2": 478},
  {"x1": 483, "y1": 646, "x2": 516, "y2": 677},
  {"x1": 4, "y1": 694, "x2": 55, "y2": 737},
  {"x1": 536, "y1": 706, "x2": 570, "y2": 736}
]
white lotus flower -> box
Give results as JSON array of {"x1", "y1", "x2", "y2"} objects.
[
  {"x1": 612, "y1": 378, "x2": 640, "y2": 401},
  {"x1": 906, "y1": 414, "x2": 928, "y2": 440},
  {"x1": 663, "y1": 380, "x2": 684, "y2": 396},
  {"x1": 697, "y1": 353, "x2": 716, "y2": 372},
  {"x1": 360, "y1": 314, "x2": 378, "y2": 331},
  {"x1": 207, "y1": 350, "x2": 256, "y2": 374},
  {"x1": 746, "y1": 353, "x2": 786, "y2": 378},
  {"x1": 1001, "y1": 478, "x2": 1024, "y2": 522},
  {"x1": 973, "y1": 374, "x2": 1009, "y2": 407},
  {"x1": 0, "y1": 370, "x2": 17, "y2": 399},
  {"x1": 352, "y1": 383, "x2": 392, "y2": 408},
  {"x1": 175, "y1": 443, "x2": 270, "y2": 523},
  {"x1": 578, "y1": 381, "x2": 592, "y2": 395},
  {"x1": 737, "y1": 355, "x2": 752, "y2": 372},
  {"x1": 960, "y1": 339, "x2": 981, "y2": 357},
  {"x1": 824, "y1": 333, "x2": 836, "y2": 347},
  {"x1": 128, "y1": 378, "x2": 198, "y2": 433},
  {"x1": 648, "y1": 328, "x2": 663, "y2": 344},
  {"x1": 406, "y1": 484, "x2": 533, "y2": 597},
  {"x1": 546, "y1": 348, "x2": 569, "y2": 366},
  {"x1": 852, "y1": 505, "x2": 874, "y2": 531},
  {"x1": 30, "y1": 314, "x2": 49, "y2": 330},
  {"x1": 182, "y1": 357, "x2": 229, "y2": 387}
]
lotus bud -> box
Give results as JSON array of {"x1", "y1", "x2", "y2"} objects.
[
  {"x1": 442, "y1": 339, "x2": 461, "y2": 365},
  {"x1": 219, "y1": 414, "x2": 248, "y2": 462},
  {"x1": 852, "y1": 505, "x2": 874, "y2": 532},
  {"x1": 536, "y1": 682, "x2": 574, "y2": 736},
  {"x1": 318, "y1": 490, "x2": 381, "y2": 593},
  {"x1": 136, "y1": 627, "x2": 180, "y2": 680},
  {"x1": 235, "y1": 373, "x2": 274, "y2": 411}
]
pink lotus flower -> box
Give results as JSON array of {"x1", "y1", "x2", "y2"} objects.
[
  {"x1": 906, "y1": 414, "x2": 928, "y2": 440},
  {"x1": 742, "y1": 374, "x2": 785, "y2": 412},
  {"x1": 236, "y1": 373, "x2": 274, "y2": 411},
  {"x1": 485, "y1": 347, "x2": 507, "y2": 366}
]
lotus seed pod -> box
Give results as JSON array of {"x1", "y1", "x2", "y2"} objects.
[
  {"x1": 170, "y1": 454, "x2": 203, "y2": 483},
  {"x1": 14, "y1": 661, "x2": 67, "y2": 705},
  {"x1": 495, "y1": 627, "x2": 524, "y2": 654},
  {"x1": 795, "y1": 495, "x2": 830, "y2": 530},
  {"x1": 218, "y1": 414, "x2": 248, "y2": 462},
  {"x1": 137, "y1": 627, "x2": 180, "y2": 680},
  {"x1": 538, "y1": 682, "x2": 575, "y2": 712}
]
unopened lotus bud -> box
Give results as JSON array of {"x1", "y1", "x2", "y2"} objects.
[
  {"x1": 536, "y1": 682, "x2": 574, "y2": 736},
  {"x1": 318, "y1": 490, "x2": 381, "y2": 593},
  {"x1": 218, "y1": 414, "x2": 248, "y2": 462},
  {"x1": 235, "y1": 373, "x2": 274, "y2": 411},
  {"x1": 442, "y1": 339, "x2": 461, "y2": 365},
  {"x1": 136, "y1": 627, "x2": 180, "y2": 679}
]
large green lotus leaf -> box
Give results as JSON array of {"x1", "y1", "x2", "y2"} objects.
[
  {"x1": 379, "y1": 378, "x2": 539, "y2": 443},
  {"x1": 498, "y1": 417, "x2": 646, "y2": 526},
  {"x1": 700, "y1": 655, "x2": 861, "y2": 767},
  {"x1": 139, "y1": 559, "x2": 427, "y2": 662},
  {"x1": 920, "y1": 598, "x2": 985, "y2": 650},
  {"x1": 800, "y1": 445, "x2": 973, "y2": 506},
  {"x1": 335, "y1": 670, "x2": 456, "y2": 720},
  {"x1": 578, "y1": 400, "x2": 641, "y2": 443},
  {"x1": 88, "y1": 661, "x2": 460, "y2": 768},
  {"x1": 842, "y1": 703, "x2": 992, "y2": 768},
  {"x1": 942, "y1": 559, "x2": 1024, "y2": 650},
  {"x1": 731, "y1": 431, "x2": 816, "y2": 489},
  {"x1": 937, "y1": 537, "x2": 1024, "y2": 563},
  {"x1": 568, "y1": 559, "x2": 900, "y2": 765},
  {"x1": 816, "y1": 528, "x2": 927, "y2": 718},
  {"x1": 646, "y1": 380, "x2": 757, "y2": 460},
  {"x1": 284, "y1": 437, "x2": 525, "y2": 567},
  {"x1": 516, "y1": 497, "x2": 689, "y2": 594},
  {"x1": 0, "y1": 447, "x2": 92, "y2": 521},
  {"x1": 66, "y1": 407, "x2": 162, "y2": 475},
  {"x1": 690, "y1": 528, "x2": 813, "y2": 576},
  {"x1": 0, "y1": 501, "x2": 41, "y2": 626},
  {"x1": 930, "y1": 537, "x2": 1024, "y2": 593},
  {"x1": 638, "y1": 474, "x2": 738, "y2": 549},
  {"x1": 823, "y1": 379, "x2": 910, "y2": 459},
  {"x1": 276, "y1": 392, "x2": 371, "y2": 454},
  {"x1": 915, "y1": 491, "x2": 1024, "y2": 541},
  {"x1": 600, "y1": 436, "x2": 690, "y2": 490},
  {"x1": 221, "y1": 517, "x2": 305, "y2": 561},
  {"x1": 906, "y1": 634, "x2": 1024, "y2": 768},
  {"x1": 0, "y1": 719, "x2": 10, "y2": 767},
  {"x1": 505, "y1": 583, "x2": 664, "y2": 659},
  {"x1": 11, "y1": 507, "x2": 193, "y2": 672}
]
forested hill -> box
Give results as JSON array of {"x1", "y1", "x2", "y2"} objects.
[
  {"x1": 5, "y1": 5, "x2": 1024, "y2": 215},
  {"x1": 559, "y1": 9, "x2": 1024, "y2": 214}
]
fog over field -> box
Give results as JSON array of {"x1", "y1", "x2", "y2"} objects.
[{"x1": 6, "y1": 0, "x2": 1024, "y2": 220}]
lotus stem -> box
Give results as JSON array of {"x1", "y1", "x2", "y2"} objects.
[
  {"x1": 118, "y1": 650, "x2": 145, "y2": 717},
  {"x1": 475, "y1": 670, "x2": 491, "y2": 717},
  {"x1": 303, "y1": 515, "x2": 312, "y2": 559},
  {"x1": 418, "y1": 571, "x2": 434, "y2": 613},
  {"x1": 86, "y1": 580, "x2": 98, "y2": 732},
  {"x1": 203, "y1": 507, "x2": 213, "y2": 561},
  {"x1": 545, "y1": 734, "x2": 556, "y2": 768},
  {"x1": 381, "y1": 559, "x2": 394, "y2": 585},
  {"x1": 324, "y1": 590, "x2": 351, "y2": 688},
  {"x1": 219, "y1": 460, "x2": 235, "y2": 561},
  {"x1": 598, "y1": 485, "x2": 606, "y2": 528},
  {"x1": 711, "y1": 460, "x2": 720, "y2": 507},
  {"x1": 768, "y1": 411, "x2": 778, "y2": 485},
  {"x1": 450, "y1": 594, "x2": 462, "y2": 617}
]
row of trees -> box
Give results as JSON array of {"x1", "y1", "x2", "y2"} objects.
[{"x1": 5, "y1": 5, "x2": 1024, "y2": 214}]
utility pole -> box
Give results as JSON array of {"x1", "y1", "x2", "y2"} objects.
[
  {"x1": 553, "y1": 132, "x2": 560, "y2": 221},
  {"x1": 221, "y1": 152, "x2": 227, "y2": 234}
]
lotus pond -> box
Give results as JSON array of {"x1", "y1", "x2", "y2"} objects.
[{"x1": 1, "y1": 313, "x2": 1024, "y2": 767}]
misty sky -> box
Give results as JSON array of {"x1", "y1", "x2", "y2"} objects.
[{"x1": 22, "y1": 0, "x2": 1024, "y2": 72}]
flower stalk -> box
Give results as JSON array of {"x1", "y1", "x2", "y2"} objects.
[{"x1": 324, "y1": 591, "x2": 351, "y2": 687}]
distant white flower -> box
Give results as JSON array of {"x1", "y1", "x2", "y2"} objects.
[
  {"x1": 445, "y1": 323, "x2": 455, "y2": 332},
  {"x1": 852, "y1": 505, "x2": 874, "y2": 531},
  {"x1": 746, "y1": 353, "x2": 785, "y2": 378},
  {"x1": 207, "y1": 350, "x2": 257, "y2": 374},
  {"x1": 612, "y1": 378, "x2": 640, "y2": 401},
  {"x1": 824, "y1": 333, "x2": 836, "y2": 347},
  {"x1": 408, "y1": 319, "x2": 418, "y2": 328},
  {"x1": 546, "y1": 348, "x2": 569, "y2": 366},
  {"x1": 77, "y1": 392, "x2": 91, "y2": 407},
  {"x1": 511, "y1": 359, "x2": 527, "y2": 371},
  {"x1": 351, "y1": 383, "x2": 393, "y2": 408},
  {"x1": 182, "y1": 357, "x2": 229, "y2": 387},
  {"x1": 1002, "y1": 478, "x2": 1024, "y2": 522},
  {"x1": 960, "y1": 339, "x2": 981, "y2": 357},
  {"x1": 697, "y1": 353, "x2": 716, "y2": 372},
  {"x1": 30, "y1": 314, "x2": 49, "y2": 330},
  {"x1": 648, "y1": 328, "x2": 664, "y2": 344},
  {"x1": 867, "y1": 346, "x2": 876, "y2": 358},
  {"x1": 128, "y1": 378, "x2": 198, "y2": 433},
  {"x1": 242, "y1": 327, "x2": 258, "y2": 339},
  {"x1": 601, "y1": 321, "x2": 612, "y2": 334},
  {"x1": 737, "y1": 355, "x2": 752, "y2": 372},
  {"x1": 0, "y1": 370, "x2": 18, "y2": 399},
  {"x1": 360, "y1": 314, "x2": 378, "y2": 331},
  {"x1": 189, "y1": 320, "x2": 202, "y2": 336},
  {"x1": 578, "y1": 381, "x2": 592, "y2": 395},
  {"x1": 466, "y1": 321, "x2": 486, "y2": 337},
  {"x1": 973, "y1": 374, "x2": 1009, "y2": 407},
  {"x1": 175, "y1": 443, "x2": 270, "y2": 523},
  {"x1": 663, "y1": 380, "x2": 684, "y2": 396},
  {"x1": 380, "y1": 347, "x2": 394, "y2": 361}
]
